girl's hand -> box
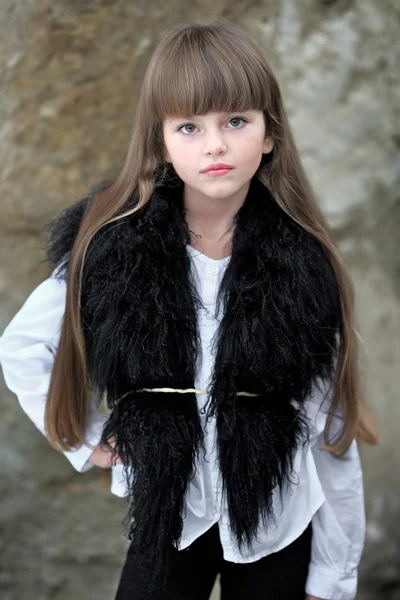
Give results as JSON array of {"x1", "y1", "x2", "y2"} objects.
[
  {"x1": 306, "y1": 596, "x2": 324, "y2": 600},
  {"x1": 87, "y1": 436, "x2": 123, "y2": 468}
]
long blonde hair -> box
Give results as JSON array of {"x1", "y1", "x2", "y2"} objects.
[{"x1": 44, "y1": 20, "x2": 379, "y2": 457}]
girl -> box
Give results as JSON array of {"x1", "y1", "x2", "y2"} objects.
[{"x1": 0, "y1": 20, "x2": 379, "y2": 600}]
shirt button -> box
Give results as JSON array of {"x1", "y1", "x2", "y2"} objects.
[
  {"x1": 211, "y1": 267, "x2": 218, "y2": 275},
  {"x1": 206, "y1": 312, "x2": 213, "y2": 320}
]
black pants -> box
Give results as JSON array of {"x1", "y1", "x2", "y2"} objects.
[{"x1": 115, "y1": 521, "x2": 312, "y2": 599}]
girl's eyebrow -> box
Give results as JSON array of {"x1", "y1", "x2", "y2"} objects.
[{"x1": 167, "y1": 110, "x2": 253, "y2": 123}]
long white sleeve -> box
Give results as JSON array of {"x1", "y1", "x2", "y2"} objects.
[
  {"x1": 305, "y1": 378, "x2": 366, "y2": 600},
  {"x1": 0, "y1": 270, "x2": 108, "y2": 472}
]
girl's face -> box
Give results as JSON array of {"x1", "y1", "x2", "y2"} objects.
[{"x1": 162, "y1": 110, "x2": 273, "y2": 199}]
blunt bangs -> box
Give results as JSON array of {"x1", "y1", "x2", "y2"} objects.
[{"x1": 146, "y1": 25, "x2": 271, "y2": 121}]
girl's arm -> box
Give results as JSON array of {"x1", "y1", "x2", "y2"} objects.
[
  {"x1": 304, "y1": 377, "x2": 366, "y2": 600},
  {"x1": 0, "y1": 270, "x2": 108, "y2": 472}
]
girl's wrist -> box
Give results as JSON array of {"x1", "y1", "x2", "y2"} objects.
[
  {"x1": 87, "y1": 445, "x2": 113, "y2": 468},
  {"x1": 87, "y1": 440, "x2": 123, "y2": 468}
]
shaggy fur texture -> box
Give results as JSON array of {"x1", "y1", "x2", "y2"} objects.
[{"x1": 45, "y1": 176, "x2": 341, "y2": 588}]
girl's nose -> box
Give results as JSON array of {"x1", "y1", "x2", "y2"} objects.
[{"x1": 203, "y1": 133, "x2": 227, "y2": 155}]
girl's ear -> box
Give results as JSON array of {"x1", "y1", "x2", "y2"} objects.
[{"x1": 262, "y1": 136, "x2": 274, "y2": 155}]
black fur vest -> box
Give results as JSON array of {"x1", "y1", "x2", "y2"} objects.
[{"x1": 46, "y1": 176, "x2": 341, "y2": 584}]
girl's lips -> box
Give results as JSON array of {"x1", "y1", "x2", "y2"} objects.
[{"x1": 202, "y1": 168, "x2": 234, "y2": 177}]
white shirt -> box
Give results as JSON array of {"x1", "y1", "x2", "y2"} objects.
[{"x1": 0, "y1": 244, "x2": 365, "y2": 600}]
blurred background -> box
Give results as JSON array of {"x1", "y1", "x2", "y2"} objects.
[{"x1": 0, "y1": 1, "x2": 398, "y2": 599}]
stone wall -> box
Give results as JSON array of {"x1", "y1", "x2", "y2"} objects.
[{"x1": 0, "y1": 1, "x2": 398, "y2": 598}]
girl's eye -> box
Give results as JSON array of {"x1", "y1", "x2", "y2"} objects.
[
  {"x1": 177, "y1": 117, "x2": 247, "y2": 135},
  {"x1": 229, "y1": 117, "x2": 246, "y2": 128},
  {"x1": 178, "y1": 123, "x2": 197, "y2": 134}
]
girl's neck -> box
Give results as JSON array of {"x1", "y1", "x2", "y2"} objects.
[{"x1": 183, "y1": 180, "x2": 250, "y2": 256}]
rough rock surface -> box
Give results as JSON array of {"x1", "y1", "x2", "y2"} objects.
[{"x1": 0, "y1": 1, "x2": 399, "y2": 598}]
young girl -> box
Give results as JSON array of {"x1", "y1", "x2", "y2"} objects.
[{"x1": 0, "y1": 20, "x2": 379, "y2": 600}]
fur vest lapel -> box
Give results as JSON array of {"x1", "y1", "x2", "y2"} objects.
[{"x1": 46, "y1": 176, "x2": 341, "y2": 584}]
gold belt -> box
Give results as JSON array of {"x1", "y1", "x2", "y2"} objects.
[{"x1": 135, "y1": 387, "x2": 262, "y2": 397}]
